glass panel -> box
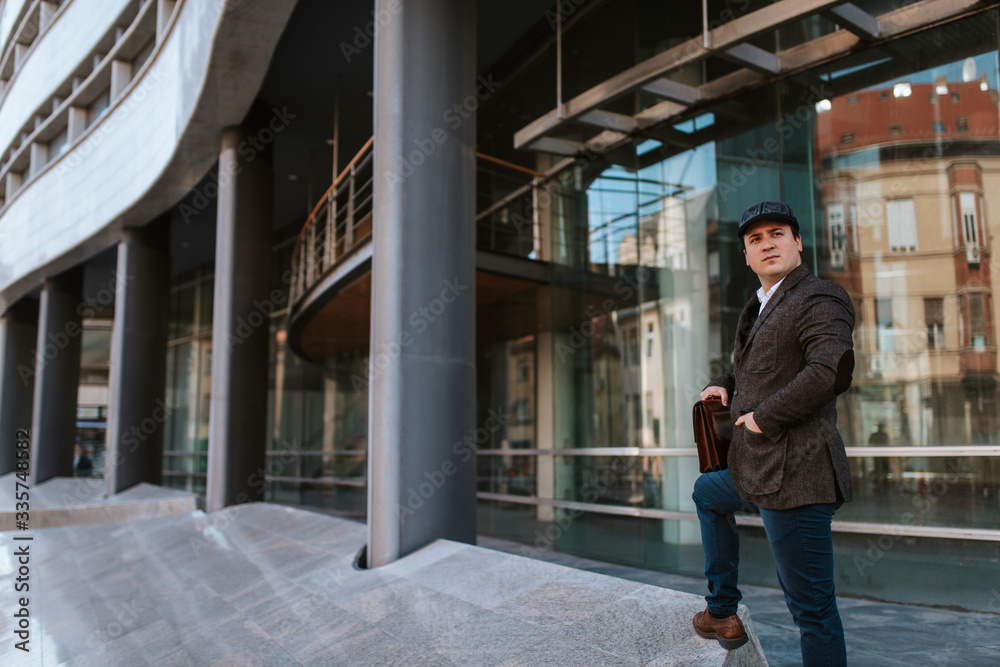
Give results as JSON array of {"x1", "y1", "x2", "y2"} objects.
[
  {"x1": 169, "y1": 284, "x2": 196, "y2": 340},
  {"x1": 265, "y1": 304, "x2": 368, "y2": 514},
  {"x1": 79, "y1": 327, "x2": 111, "y2": 368},
  {"x1": 842, "y1": 455, "x2": 1000, "y2": 529},
  {"x1": 266, "y1": 481, "x2": 366, "y2": 516},
  {"x1": 472, "y1": 11, "x2": 1000, "y2": 595},
  {"x1": 811, "y1": 13, "x2": 1000, "y2": 448},
  {"x1": 477, "y1": 499, "x2": 705, "y2": 576},
  {"x1": 477, "y1": 454, "x2": 537, "y2": 496},
  {"x1": 198, "y1": 275, "x2": 214, "y2": 335},
  {"x1": 746, "y1": 14, "x2": 838, "y2": 52}
]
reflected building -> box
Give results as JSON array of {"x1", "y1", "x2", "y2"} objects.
[{"x1": 816, "y1": 75, "x2": 1000, "y2": 505}]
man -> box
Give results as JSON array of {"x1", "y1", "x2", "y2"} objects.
[
  {"x1": 869, "y1": 422, "x2": 890, "y2": 492},
  {"x1": 691, "y1": 201, "x2": 855, "y2": 666},
  {"x1": 74, "y1": 444, "x2": 93, "y2": 476}
]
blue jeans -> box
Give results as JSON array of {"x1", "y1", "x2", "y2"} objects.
[{"x1": 693, "y1": 468, "x2": 846, "y2": 666}]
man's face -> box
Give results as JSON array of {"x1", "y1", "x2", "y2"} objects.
[{"x1": 742, "y1": 221, "x2": 803, "y2": 289}]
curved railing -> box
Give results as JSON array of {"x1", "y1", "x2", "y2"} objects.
[
  {"x1": 290, "y1": 139, "x2": 560, "y2": 307},
  {"x1": 289, "y1": 136, "x2": 374, "y2": 305}
]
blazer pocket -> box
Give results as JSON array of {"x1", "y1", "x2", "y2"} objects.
[
  {"x1": 737, "y1": 427, "x2": 785, "y2": 496},
  {"x1": 742, "y1": 330, "x2": 775, "y2": 373}
]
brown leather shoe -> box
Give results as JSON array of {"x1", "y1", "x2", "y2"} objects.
[{"x1": 693, "y1": 607, "x2": 748, "y2": 650}]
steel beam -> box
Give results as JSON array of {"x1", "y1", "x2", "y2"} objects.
[{"x1": 825, "y1": 3, "x2": 882, "y2": 40}]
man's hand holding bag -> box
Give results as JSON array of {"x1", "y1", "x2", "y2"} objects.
[{"x1": 693, "y1": 398, "x2": 733, "y2": 473}]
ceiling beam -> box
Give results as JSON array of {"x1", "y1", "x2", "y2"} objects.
[
  {"x1": 516, "y1": 0, "x2": 996, "y2": 156},
  {"x1": 526, "y1": 137, "x2": 583, "y2": 156},
  {"x1": 514, "y1": 0, "x2": 848, "y2": 149},
  {"x1": 641, "y1": 78, "x2": 701, "y2": 105},
  {"x1": 635, "y1": 99, "x2": 689, "y2": 125},
  {"x1": 576, "y1": 109, "x2": 644, "y2": 134},
  {"x1": 825, "y1": 3, "x2": 882, "y2": 40},
  {"x1": 720, "y1": 43, "x2": 781, "y2": 74}
]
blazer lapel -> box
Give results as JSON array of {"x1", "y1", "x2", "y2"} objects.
[{"x1": 738, "y1": 264, "x2": 811, "y2": 364}]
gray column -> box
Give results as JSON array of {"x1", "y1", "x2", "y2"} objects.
[
  {"x1": 367, "y1": 0, "x2": 477, "y2": 567},
  {"x1": 29, "y1": 270, "x2": 83, "y2": 484},
  {"x1": 105, "y1": 223, "x2": 170, "y2": 495},
  {"x1": 0, "y1": 300, "x2": 39, "y2": 476},
  {"x1": 206, "y1": 126, "x2": 273, "y2": 512}
]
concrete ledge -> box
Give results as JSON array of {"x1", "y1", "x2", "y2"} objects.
[
  {"x1": 0, "y1": 502, "x2": 767, "y2": 665},
  {"x1": 0, "y1": 475, "x2": 201, "y2": 530}
]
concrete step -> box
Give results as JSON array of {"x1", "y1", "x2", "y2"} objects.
[
  {"x1": 0, "y1": 503, "x2": 767, "y2": 666},
  {"x1": 0, "y1": 474, "x2": 201, "y2": 530}
]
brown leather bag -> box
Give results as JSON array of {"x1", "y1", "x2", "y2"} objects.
[{"x1": 693, "y1": 399, "x2": 733, "y2": 473}]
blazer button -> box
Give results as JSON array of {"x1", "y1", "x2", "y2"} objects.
[{"x1": 733, "y1": 390, "x2": 738, "y2": 397}]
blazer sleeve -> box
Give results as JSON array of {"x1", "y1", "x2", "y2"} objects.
[
  {"x1": 705, "y1": 372, "x2": 735, "y2": 396},
  {"x1": 752, "y1": 286, "x2": 855, "y2": 439}
]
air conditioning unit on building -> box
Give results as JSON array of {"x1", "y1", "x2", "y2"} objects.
[{"x1": 967, "y1": 243, "x2": 980, "y2": 265}]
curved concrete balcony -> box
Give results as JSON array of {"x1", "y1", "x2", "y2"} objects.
[{"x1": 0, "y1": 0, "x2": 297, "y2": 309}]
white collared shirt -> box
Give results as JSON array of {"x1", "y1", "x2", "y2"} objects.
[{"x1": 757, "y1": 277, "x2": 786, "y2": 314}]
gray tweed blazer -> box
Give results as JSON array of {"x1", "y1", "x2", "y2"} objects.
[{"x1": 708, "y1": 264, "x2": 856, "y2": 510}]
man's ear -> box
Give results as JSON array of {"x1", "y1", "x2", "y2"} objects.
[
  {"x1": 795, "y1": 235, "x2": 803, "y2": 251},
  {"x1": 743, "y1": 248, "x2": 749, "y2": 266}
]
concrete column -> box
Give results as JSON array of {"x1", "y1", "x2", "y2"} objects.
[
  {"x1": 0, "y1": 300, "x2": 39, "y2": 476},
  {"x1": 110, "y1": 61, "x2": 131, "y2": 99},
  {"x1": 67, "y1": 107, "x2": 87, "y2": 142},
  {"x1": 29, "y1": 143, "x2": 48, "y2": 177},
  {"x1": 105, "y1": 223, "x2": 169, "y2": 495},
  {"x1": 39, "y1": 1, "x2": 58, "y2": 31},
  {"x1": 29, "y1": 270, "x2": 83, "y2": 484},
  {"x1": 206, "y1": 126, "x2": 273, "y2": 512},
  {"x1": 13, "y1": 44, "x2": 27, "y2": 72},
  {"x1": 6, "y1": 172, "x2": 23, "y2": 196},
  {"x1": 367, "y1": 0, "x2": 477, "y2": 567}
]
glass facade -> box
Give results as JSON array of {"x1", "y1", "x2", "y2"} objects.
[
  {"x1": 163, "y1": 268, "x2": 214, "y2": 494},
  {"x1": 473, "y1": 7, "x2": 1000, "y2": 611},
  {"x1": 155, "y1": 2, "x2": 1000, "y2": 611}
]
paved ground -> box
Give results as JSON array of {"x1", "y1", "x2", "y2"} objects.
[
  {"x1": 480, "y1": 536, "x2": 1000, "y2": 666},
  {"x1": 0, "y1": 503, "x2": 765, "y2": 666},
  {"x1": 3, "y1": 498, "x2": 997, "y2": 665}
]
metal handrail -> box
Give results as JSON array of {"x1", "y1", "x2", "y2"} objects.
[
  {"x1": 289, "y1": 137, "x2": 375, "y2": 305},
  {"x1": 290, "y1": 137, "x2": 553, "y2": 308}
]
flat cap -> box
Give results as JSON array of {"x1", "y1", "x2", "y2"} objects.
[{"x1": 738, "y1": 201, "x2": 799, "y2": 237}]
